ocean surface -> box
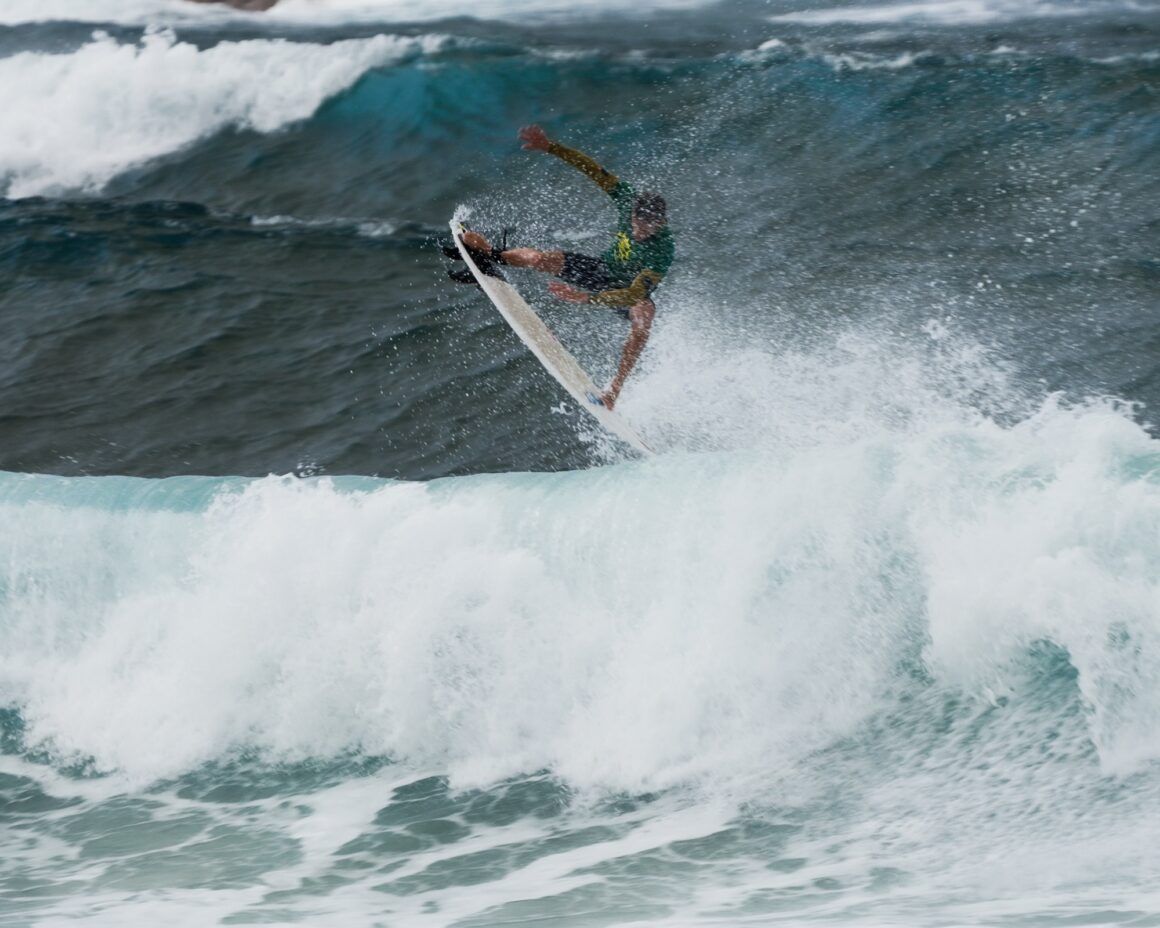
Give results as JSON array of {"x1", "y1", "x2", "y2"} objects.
[{"x1": 1, "y1": 0, "x2": 1159, "y2": 925}]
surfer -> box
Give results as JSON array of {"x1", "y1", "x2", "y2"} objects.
[{"x1": 451, "y1": 125, "x2": 674, "y2": 410}]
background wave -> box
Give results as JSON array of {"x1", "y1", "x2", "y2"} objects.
[
  {"x1": 0, "y1": 0, "x2": 719, "y2": 27},
  {"x1": 0, "y1": 30, "x2": 447, "y2": 198}
]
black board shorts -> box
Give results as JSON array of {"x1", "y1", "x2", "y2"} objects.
[
  {"x1": 559, "y1": 253, "x2": 620, "y2": 291},
  {"x1": 558, "y1": 253, "x2": 634, "y2": 319}
]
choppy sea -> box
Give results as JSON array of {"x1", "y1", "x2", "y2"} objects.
[{"x1": 1, "y1": 0, "x2": 1159, "y2": 925}]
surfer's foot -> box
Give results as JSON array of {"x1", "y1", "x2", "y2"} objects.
[
  {"x1": 461, "y1": 229, "x2": 511, "y2": 264},
  {"x1": 457, "y1": 233, "x2": 508, "y2": 280},
  {"x1": 461, "y1": 230, "x2": 492, "y2": 253},
  {"x1": 443, "y1": 237, "x2": 503, "y2": 262}
]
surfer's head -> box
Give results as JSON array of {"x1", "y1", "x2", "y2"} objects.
[{"x1": 632, "y1": 192, "x2": 667, "y2": 240}]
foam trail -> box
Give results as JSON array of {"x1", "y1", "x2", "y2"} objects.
[{"x1": 0, "y1": 30, "x2": 441, "y2": 197}]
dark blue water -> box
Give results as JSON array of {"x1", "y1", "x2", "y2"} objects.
[{"x1": 1, "y1": 0, "x2": 1156, "y2": 478}]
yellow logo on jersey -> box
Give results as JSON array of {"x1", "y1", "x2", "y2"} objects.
[{"x1": 615, "y1": 232, "x2": 632, "y2": 262}]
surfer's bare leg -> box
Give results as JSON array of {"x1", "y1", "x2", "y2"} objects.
[
  {"x1": 603, "y1": 299, "x2": 654, "y2": 409},
  {"x1": 461, "y1": 231, "x2": 564, "y2": 275},
  {"x1": 499, "y1": 248, "x2": 565, "y2": 274}
]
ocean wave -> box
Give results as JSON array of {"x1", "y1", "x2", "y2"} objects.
[
  {"x1": 737, "y1": 33, "x2": 1160, "y2": 70},
  {"x1": 0, "y1": 29, "x2": 447, "y2": 198},
  {"x1": 3, "y1": 16, "x2": 1152, "y2": 200},
  {"x1": 770, "y1": 0, "x2": 1113, "y2": 27},
  {"x1": 2, "y1": 388, "x2": 1159, "y2": 789},
  {"x1": 0, "y1": 0, "x2": 716, "y2": 28}
]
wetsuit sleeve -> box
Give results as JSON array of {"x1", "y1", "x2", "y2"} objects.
[
  {"x1": 589, "y1": 269, "x2": 663, "y2": 308},
  {"x1": 546, "y1": 140, "x2": 620, "y2": 195}
]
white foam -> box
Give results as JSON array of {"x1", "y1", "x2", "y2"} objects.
[
  {"x1": 2, "y1": 465, "x2": 867, "y2": 787},
  {"x1": 1093, "y1": 50, "x2": 1160, "y2": 65},
  {"x1": 738, "y1": 38, "x2": 935, "y2": 70},
  {"x1": 0, "y1": 0, "x2": 712, "y2": 28},
  {"x1": 249, "y1": 214, "x2": 398, "y2": 237},
  {"x1": 824, "y1": 49, "x2": 933, "y2": 69},
  {"x1": 2, "y1": 319, "x2": 1160, "y2": 792},
  {"x1": 771, "y1": 0, "x2": 1090, "y2": 26},
  {"x1": 0, "y1": 30, "x2": 441, "y2": 197},
  {"x1": 916, "y1": 396, "x2": 1160, "y2": 774},
  {"x1": 0, "y1": 0, "x2": 189, "y2": 27},
  {"x1": 270, "y1": 0, "x2": 714, "y2": 24}
]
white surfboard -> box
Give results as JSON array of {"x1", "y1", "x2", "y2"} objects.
[{"x1": 450, "y1": 220, "x2": 654, "y2": 456}]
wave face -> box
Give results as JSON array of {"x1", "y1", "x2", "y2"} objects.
[{"x1": 2, "y1": 0, "x2": 1160, "y2": 924}]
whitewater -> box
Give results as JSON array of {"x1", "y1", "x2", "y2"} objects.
[{"x1": 6, "y1": 360, "x2": 1160, "y2": 924}]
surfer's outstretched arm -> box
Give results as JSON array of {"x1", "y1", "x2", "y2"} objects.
[{"x1": 519, "y1": 125, "x2": 620, "y2": 195}]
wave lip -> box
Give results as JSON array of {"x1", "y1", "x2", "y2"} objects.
[{"x1": 0, "y1": 29, "x2": 446, "y2": 198}]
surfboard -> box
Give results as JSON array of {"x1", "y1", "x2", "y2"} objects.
[{"x1": 450, "y1": 220, "x2": 654, "y2": 456}]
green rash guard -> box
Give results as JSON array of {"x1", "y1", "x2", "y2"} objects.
[{"x1": 546, "y1": 140, "x2": 675, "y2": 308}]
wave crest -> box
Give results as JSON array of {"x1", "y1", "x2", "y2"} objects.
[{"x1": 0, "y1": 29, "x2": 443, "y2": 197}]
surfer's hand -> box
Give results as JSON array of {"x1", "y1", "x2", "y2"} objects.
[
  {"x1": 548, "y1": 281, "x2": 588, "y2": 302},
  {"x1": 519, "y1": 125, "x2": 550, "y2": 152}
]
